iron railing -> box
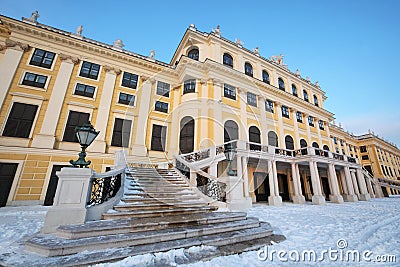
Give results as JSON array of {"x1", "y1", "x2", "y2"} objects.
[{"x1": 87, "y1": 168, "x2": 124, "y2": 206}]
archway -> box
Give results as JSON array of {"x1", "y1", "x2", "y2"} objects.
[{"x1": 179, "y1": 116, "x2": 195, "y2": 154}]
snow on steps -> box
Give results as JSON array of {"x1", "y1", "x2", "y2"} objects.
[{"x1": 23, "y1": 167, "x2": 284, "y2": 265}]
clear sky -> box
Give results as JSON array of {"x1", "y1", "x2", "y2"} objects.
[{"x1": 1, "y1": 0, "x2": 399, "y2": 146}]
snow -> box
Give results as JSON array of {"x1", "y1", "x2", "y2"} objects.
[{"x1": 0, "y1": 198, "x2": 399, "y2": 266}]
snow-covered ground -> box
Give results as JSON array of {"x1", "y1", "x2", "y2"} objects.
[{"x1": 0, "y1": 198, "x2": 399, "y2": 266}]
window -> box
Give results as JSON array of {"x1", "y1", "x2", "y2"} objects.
[
  {"x1": 244, "y1": 62, "x2": 253, "y2": 77},
  {"x1": 223, "y1": 53, "x2": 233, "y2": 68},
  {"x1": 265, "y1": 99, "x2": 274, "y2": 113},
  {"x1": 314, "y1": 95, "x2": 319, "y2": 107},
  {"x1": 3, "y1": 103, "x2": 38, "y2": 138},
  {"x1": 247, "y1": 92, "x2": 257, "y2": 107},
  {"x1": 188, "y1": 48, "x2": 199, "y2": 60},
  {"x1": 155, "y1": 101, "x2": 168, "y2": 113},
  {"x1": 323, "y1": 145, "x2": 330, "y2": 151},
  {"x1": 292, "y1": 84, "x2": 298, "y2": 97},
  {"x1": 118, "y1": 92, "x2": 135, "y2": 106},
  {"x1": 249, "y1": 126, "x2": 261, "y2": 150},
  {"x1": 223, "y1": 84, "x2": 236, "y2": 100},
  {"x1": 303, "y1": 90, "x2": 309, "y2": 102},
  {"x1": 360, "y1": 146, "x2": 367, "y2": 153},
  {"x1": 183, "y1": 79, "x2": 196, "y2": 94},
  {"x1": 224, "y1": 120, "x2": 239, "y2": 142},
  {"x1": 362, "y1": 155, "x2": 369, "y2": 160},
  {"x1": 381, "y1": 165, "x2": 386, "y2": 175},
  {"x1": 74, "y1": 83, "x2": 95, "y2": 98},
  {"x1": 121, "y1": 72, "x2": 138, "y2": 89},
  {"x1": 30, "y1": 48, "x2": 55, "y2": 69},
  {"x1": 318, "y1": 120, "x2": 325, "y2": 130},
  {"x1": 278, "y1": 77, "x2": 285, "y2": 90},
  {"x1": 285, "y1": 135, "x2": 294, "y2": 150},
  {"x1": 340, "y1": 139, "x2": 343, "y2": 146},
  {"x1": 268, "y1": 131, "x2": 278, "y2": 147},
  {"x1": 262, "y1": 70, "x2": 270, "y2": 84},
  {"x1": 308, "y1": 116, "x2": 314, "y2": 127},
  {"x1": 151, "y1": 124, "x2": 166, "y2": 151},
  {"x1": 312, "y1": 142, "x2": 319, "y2": 148},
  {"x1": 349, "y1": 145, "x2": 353, "y2": 151},
  {"x1": 62, "y1": 111, "x2": 90, "y2": 142},
  {"x1": 335, "y1": 147, "x2": 339, "y2": 153},
  {"x1": 342, "y1": 149, "x2": 345, "y2": 155},
  {"x1": 79, "y1": 61, "x2": 100, "y2": 80},
  {"x1": 333, "y1": 137, "x2": 337, "y2": 144},
  {"x1": 156, "y1": 81, "x2": 170, "y2": 97},
  {"x1": 296, "y1": 111, "x2": 303, "y2": 123},
  {"x1": 300, "y1": 139, "x2": 307, "y2": 148},
  {"x1": 281, "y1": 106, "x2": 289, "y2": 118},
  {"x1": 111, "y1": 118, "x2": 132, "y2": 147},
  {"x1": 22, "y1": 72, "x2": 47, "y2": 88}
]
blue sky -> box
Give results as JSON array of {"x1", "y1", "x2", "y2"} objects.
[{"x1": 1, "y1": 0, "x2": 399, "y2": 146}]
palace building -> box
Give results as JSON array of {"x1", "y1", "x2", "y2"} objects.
[{"x1": 0, "y1": 13, "x2": 399, "y2": 208}]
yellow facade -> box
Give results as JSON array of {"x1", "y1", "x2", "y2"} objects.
[{"x1": 0, "y1": 14, "x2": 399, "y2": 206}]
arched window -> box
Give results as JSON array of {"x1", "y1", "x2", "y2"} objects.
[
  {"x1": 313, "y1": 95, "x2": 319, "y2": 107},
  {"x1": 224, "y1": 120, "x2": 239, "y2": 142},
  {"x1": 188, "y1": 48, "x2": 199, "y2": 60},
  {"x1": 278, "y1": 78, "x2": 285, "y2": 90},
  {"x1": 249, "y1": 126, "x2": 261, "y2": 150},
  {"x1": 179, "y1": 116, "x2": 195, "y2": 154},
  {"x1": 292, "y1": 84, "x2": 298, "y2": 97},
  {"x1": 262, "y1": 70, "x2": 270, "y2": 84},
  {"x1": 285, "y1": 135, "x2": 294, "y2": 150},
  {"x1": 300, "y1": 139, "x2": 308, "y2": 148},
  {"x1": 312, "y1": 142, "x2": 319, "y2": 148},
  {"x1": 244, "y1": 62, "x2": 253, "y2": 77},
  {"x1": 303, "y1": 90, "x2": 309, "y2": 102},
  {"x1": 323, "y1": 145, "x2": 330, "y2": 151},
  {"x1": 268, "y1": 131, "x2": 278, "y2": 147},
  {"x1": 223, "y1": 53, "x2": 233, "y2": 68}
]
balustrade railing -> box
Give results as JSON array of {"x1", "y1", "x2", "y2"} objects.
[{"x1": 87, "y1": 168, "x2": 124, "y2": 207}]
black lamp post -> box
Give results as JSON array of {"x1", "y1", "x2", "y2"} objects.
[
  {"x1": 224, "y1": 142, "x2": 236, "y2": 176},
  {"x1": 70, "y1": 122, "x2": 99, "y2": 168}
]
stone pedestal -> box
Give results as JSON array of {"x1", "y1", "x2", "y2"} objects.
[
  {"x1": 292, "y1": 195, "x2": 306, "y2": 204},
  {"x1": 268, "y1": 195, "x2": 283, "y2": 206},
  {"x1": 221, "y1": 176, "x2": 252, "y2": 211},
  {"x1": 42, "y1": 167, "x2": 93, "y2": 233},
  {"x1": 344, "y1": 194, "x2": 358, "y2": 202},
  {"x1": 312, "y1": 195, "x2": 326, "y2": 205},
  {"x1": 329, "y1": 194, "x2": 344, "y2": 204},
  {"x1": 358, "y1": 193, "x2": 371, "y2": 201}
]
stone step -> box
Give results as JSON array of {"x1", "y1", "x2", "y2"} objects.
[
  {"x1": 127, "y1": 187, "x2": 191, "y2": 193},
  {"x1": 25, "y1": 218, "x2": 261, "y2": 257},
  {"x1": 122, "y1": 197, "x2": 203, "y2": 204},
  {"x1": 113, "y1": 202, "x2": 206, "y2": 211},
  {"x1": 124, "y1": 192, "x2": 197, "y2": 197},
  {"x1": 55, "y1": 212, "x2": 247, "y2": 239},
  {"x1": 102, "y1": 206, "x2": 217, "y2": 220}
]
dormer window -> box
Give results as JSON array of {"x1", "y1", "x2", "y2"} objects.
[
  {"x1": 244, "y1": 62, "x2": 253, "y2": 77},
  {"x1": 188, "y1": 48, "x2": 199, "y2": 61},
  {"x1": 314, "y1": 95, "x2": 319, "y2": 107},
  {"x1": 292, "y1": 84, "x2": 298, "y2": 97},
  {"x1": 303, "y1": 90, "x2": 309, "y2": 102},
  {"x1": 262, "y1": 70, "x2": 270, "y2": 84},
  {"x1": 278, "y1": 78, "x2": 285, "y2": 91},
  {"x1": 223, "y1": 53, "x2": 233, "y2": 68}
]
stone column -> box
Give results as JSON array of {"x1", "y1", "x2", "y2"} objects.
[
  {"x1": 90, "y1": 66, "x2": 120, "y2": 152},
  {"x1": 213, "y1": 80, "x2": 224, "y2": 145},
  {"x1": 344, "y1": 166, "x2": 358, "y2": 202},
  {"x1": 259, "y1": 96, "x2": 268, "y2": 144},
  {"x1": 268, "y1": 160, "x2": 282, "y2": 206},
  {"x1": 350, "y1": 170, "x2": 360, "y2": 195},
  {"x1": 291, "y1": 162, "x2": 305, "y2": 204},
  {"x1": 356, "y1": 168, "x2": 371, "y2": 201},
  {"x1": 132, "y1": 77, "x2": 154, "y2": 157},
  {"x1": 238, "y1": 88, "x2": 248, "y2": 142},
  {"x1": 32, "y1": 54, "x2": 79, "y2": 148},
  {"x1": 309, "y1": 161, "x2": 326, "y2": 205},
  {"x1": 199, "y1": 79, "x2": 209, "y2": 148},
  {"x1": 274, "y1": 102, "x2": 285, "y2": 148},
  {"x1": 292, "y1": 108, "x2": 300, "y2": 148},
  {"x1": 327, "y1": 164, "x2": 344, "y2": 203},
  {"x1": 168, "y1": 85, "x2": 182, "y2": 156},
  {"x1": 339, "y1": 169, "x2": 348, "y2": 196},
  {"x1": 365, "y1": 175, "x2": 375, "y2": 198},
  {"x1": 0, "y1": 40, "x2": 29, "y2": 111},
  {"x1": 241, "y1": 156, "x2": 250, "y2": 198}
]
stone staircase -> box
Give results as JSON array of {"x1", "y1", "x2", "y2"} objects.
[{"x1": 22, "y1": 167, "x2": 284, "y2": 266}]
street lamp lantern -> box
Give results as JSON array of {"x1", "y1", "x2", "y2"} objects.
[
  {"x1": 224, "y1": 142, "x2": 236, "y2": 176},
  {"x1": 70, "y1": 121, "x2": 99, "y2": 168}
]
